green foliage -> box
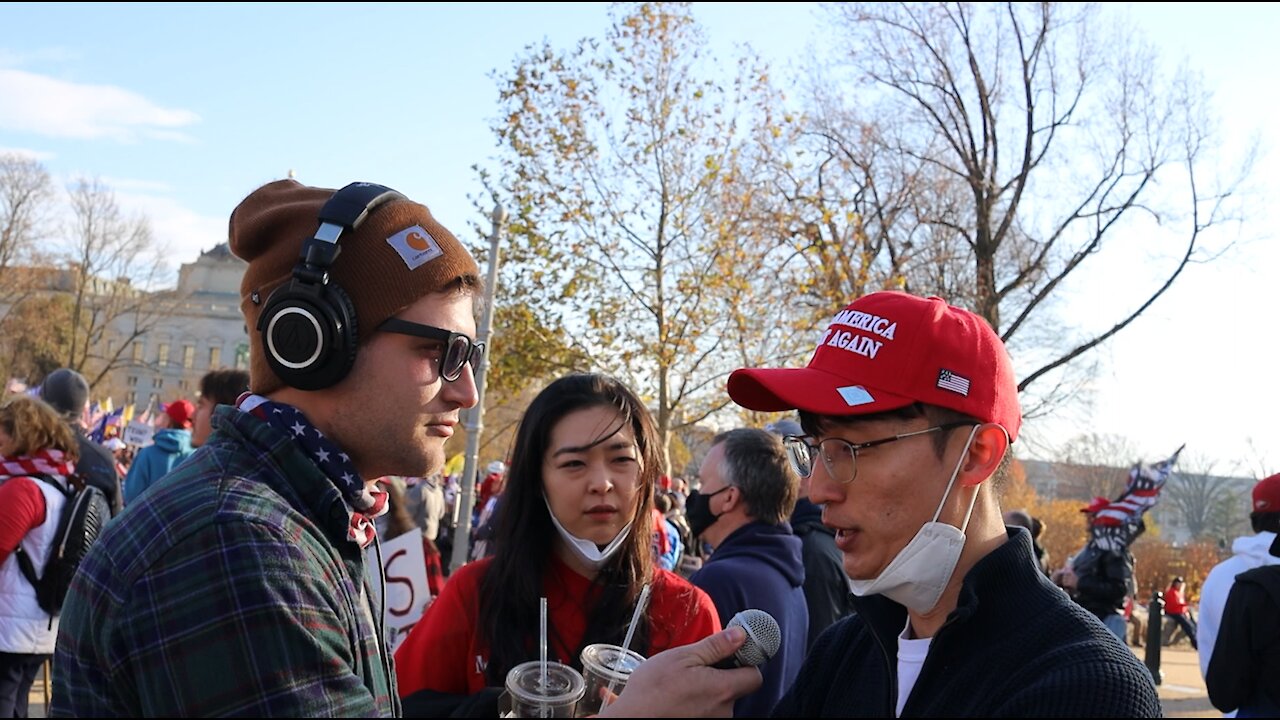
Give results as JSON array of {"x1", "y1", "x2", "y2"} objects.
[{"x1": 482, "y1": 301, "x2": 590, "y2": 403}]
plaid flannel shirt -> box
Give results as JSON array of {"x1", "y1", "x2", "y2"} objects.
[{"x1": 51, "y1": 405, "x2": 398, "y2": 717}]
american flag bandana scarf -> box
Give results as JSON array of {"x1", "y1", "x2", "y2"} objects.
[{"x1": 239, "y1": 394, "x2": 387, "y2": 549}]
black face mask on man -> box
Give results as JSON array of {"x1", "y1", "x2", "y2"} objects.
[{"x1": 685, "y1": 486, "x2": 732, "y2": 538}]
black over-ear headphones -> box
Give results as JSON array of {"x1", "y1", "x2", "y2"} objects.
[{"x1": 256, "y1": 182, "x2": 406, "y2": 391}]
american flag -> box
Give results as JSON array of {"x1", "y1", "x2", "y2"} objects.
[
  {"x1": 936, "y1": 369, "x2": 971, "y2": 396},
  {"x1": 1093, "y1": 444, "x2": 1184, "y2": 528}
]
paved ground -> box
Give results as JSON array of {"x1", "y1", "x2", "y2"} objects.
[
  {"x1": 28, "y1": 660, "x2": 50, "y2": 718},
  {"x1": 1144, "y1": 644, "x2": 1222, "y2": 718},
  {"x1": 27, "y1": 643, "x2": 1220, "y2": 717}
]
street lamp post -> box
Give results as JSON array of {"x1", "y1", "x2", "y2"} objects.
[{"x1": 449, "y1": 202, "x2": 506, "y2": 573}]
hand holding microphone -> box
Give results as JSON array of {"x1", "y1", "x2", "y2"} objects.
[
  {"x1": 595, "y1": 610, "x2": 776, "y2": 717},
  {"x1": 712, "y1": 609, "x2": 782, "y2": 669}
]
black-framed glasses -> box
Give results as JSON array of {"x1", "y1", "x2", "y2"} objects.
[
  {"x1": 377, "y1": 317, "x2": 485, "y2": 382},
  {"x1": 782, "y1": 422, "x2": 975, "y2": 484}
]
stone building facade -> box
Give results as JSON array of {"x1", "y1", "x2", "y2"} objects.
[{"x1": 98, "y1": 244, "x2": 247, "y2": 410}]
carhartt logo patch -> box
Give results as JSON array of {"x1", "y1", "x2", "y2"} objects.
[
  {"x1": 837, "y1": 385, "x2": 875, "y2": 406},
  {"x1": 386, "y1": 225, "x2": 443, "y2": 270}
]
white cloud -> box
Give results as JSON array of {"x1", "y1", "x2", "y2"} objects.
[
  {"x1": 0, "y1": 69, "x2": 200, "y2": 142},
  {"x1": 112, "y1": 189, "x2": 227, "y2": 269}
]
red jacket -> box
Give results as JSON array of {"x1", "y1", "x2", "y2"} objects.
[
  {"x1": 1164, "y1": 585, "x2": 1189, "y2": 615},
  {"x1": 395, "y1": 555, "x2": 720, "y2": 696}
]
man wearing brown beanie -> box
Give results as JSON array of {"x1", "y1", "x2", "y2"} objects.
[{"x1": 51, "y1": 179, "x2": 483, "y2": 718}]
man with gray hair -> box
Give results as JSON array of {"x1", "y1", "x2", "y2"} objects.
[
  {"x1": 688, "y1": 427, "x2": 807, "y2": 717},
  {"x1": 38, "y1": 367, "x2": 122, "y2": 515}
]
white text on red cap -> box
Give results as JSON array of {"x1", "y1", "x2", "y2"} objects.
[{"x1": 818, "y1": 309, "x2": 899, "y2": 360}]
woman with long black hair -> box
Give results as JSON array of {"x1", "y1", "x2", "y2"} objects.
[{"x1": 395, "y1": 373, "x2": 719, "y2": 713}]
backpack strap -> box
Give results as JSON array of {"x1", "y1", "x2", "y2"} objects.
[
  {"x1": 14, "y1": 545, "x2": 40, "y2": 588},
  {"x1": 12, "y1": 472, "x2": 74, "y2": 590},
  {"x1": 21, "y1": 472, "x2": 75, "y2": 497}
]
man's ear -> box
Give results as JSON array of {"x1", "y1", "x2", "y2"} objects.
[
  {"x1": 722, "y1": 484, "x2": 746, "y2": 515},
  {"x1": 958, "y1": 423, "x2": 1009, "y2": 487}
]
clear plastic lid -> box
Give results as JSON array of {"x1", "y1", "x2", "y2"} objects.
[
  {"x1": 580, "y1": 643, "x2": 646, "y2": 682},
  {"x1": 505, "y1": 661, "x2": 585, "y2": 705}
]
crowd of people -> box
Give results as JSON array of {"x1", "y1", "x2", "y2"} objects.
[{"x1": 0, "y1": 177, "x2": 1269, "y2": 718}]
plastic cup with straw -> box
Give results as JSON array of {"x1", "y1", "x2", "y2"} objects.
[
  {"x1": 503, "y1": 597, "x2": 584, "y2": 717},
  {"x1": 540, "y1": 597, "x2": 548, "y2": 694},
  {"x1": 604, "y1": 583, "x2": 652, "y2": 699}
]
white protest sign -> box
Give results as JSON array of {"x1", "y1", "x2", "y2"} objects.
[
  {"x1": 367, "y1": 531, "x2": 432, "y2": 653},
  {"x1": 122, "y1": 420, "x2": 154, "y2": 447}
]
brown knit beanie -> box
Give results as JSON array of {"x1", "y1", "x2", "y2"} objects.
[{"x1": 229, "y1": 179, "x2": 480, "y2": 394}]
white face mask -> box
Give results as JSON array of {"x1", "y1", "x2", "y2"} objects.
[
  {"x1": 847, "y1": 425, "x2": 980, "y2": 614},
  {"x1": 544, "y1": 495, "x2": 632, "y2": 570}
]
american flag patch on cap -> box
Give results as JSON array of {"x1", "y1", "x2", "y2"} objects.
[{"x1": 937, "y1": 369, "x2": 970, "y2": 396}]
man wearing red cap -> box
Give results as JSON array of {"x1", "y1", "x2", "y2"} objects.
[
  {"x1": 1201, "y1": 472, "x2": 1280, "y2": 716},
  {"x1": 719, "y1": 292, "x2": 1157, "y2": 716},
  {"x1": 121, "y1": 398, "x2": 195, "y2": 504}
]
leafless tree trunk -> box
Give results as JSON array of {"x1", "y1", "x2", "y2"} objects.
[
  {"x1": 0, "y1": 157, "x2": 54, "y2": 307},
  {"x1": 1057, "y1": 432, "x2": 1141, "y2": 500},
  {"x1": 1164, "y1": 454, "x2": 1252, "y2": 541},
  {"x1": 808, "y1": 2, "x2": 1248, "y2": 409},
  {"x1": 0, "y1": 154, "x2": 57, "y2": 382},
  {"x1": 64, "y1": 178, "x2": 180, "y2": 389}
]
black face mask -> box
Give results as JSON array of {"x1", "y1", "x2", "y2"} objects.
[{"x1": 685, "y1": 486, "x2": 731, "y2": 539}]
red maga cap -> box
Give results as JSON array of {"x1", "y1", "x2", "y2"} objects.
[
  {"x1": 727, "y1": 291, "x2": 1022, "y2": 441},
  {"x1": 162, "y1": 399, "x2": 194, "y2": 429},
  {"x1": 1253, "y1": 473, "x2": 1280, "y2": 513}
]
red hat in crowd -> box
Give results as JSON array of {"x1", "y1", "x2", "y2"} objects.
[
  {"x1": 1253, "y1": 473, "x2": 1280, "y2": 513},
  {"x1": 727, "y1": 291, "x2": 1022, "y2": 440},
  {"x1": 163, "y1": 399, "x2": 195, "y2": 429}
]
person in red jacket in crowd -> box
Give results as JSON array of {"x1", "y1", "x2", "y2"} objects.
[
  {"x1": 475, "y1": 460, "x2": 505, "y2": 516},
  {"x1": 0, "y1": 395, "x2": 81, "y2": 717},
  {"x1": 394, "y1": 373, "x2": 722, "y2": 716},
  {"x1": 1164, "y1": 576, "x2": 1199, "y2": 649}
]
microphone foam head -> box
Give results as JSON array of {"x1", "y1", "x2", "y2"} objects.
[{"x1": 729, "y1": 609, "x2": 781, "y2": 666}]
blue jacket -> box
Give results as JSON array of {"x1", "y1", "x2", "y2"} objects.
[
  {"x1": 123, "y1": 428, "x2": 194, "y2": 504},
  {"x1": 691, "y1": 520, "x2": 807, "y2": 717},
  {"x1": 654, "y1": 516, "x2": 684, "y2": 572}
]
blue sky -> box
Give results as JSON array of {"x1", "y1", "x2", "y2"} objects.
[{"x1": 2, "y1": 2, "x2": 1275, "y2": 474}]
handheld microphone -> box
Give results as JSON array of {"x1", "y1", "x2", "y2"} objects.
[{"x1": 713, "y1": 609, "x2": 781, "y2": 669}]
